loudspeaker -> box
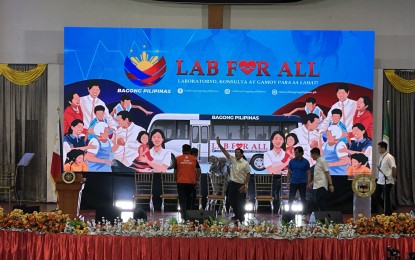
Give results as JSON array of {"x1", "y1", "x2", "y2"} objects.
[
  {"x1": 186, "y1": 210, "x2": 216, "y2": 222},
  {"x1": 314, "y1": 211, "x2": 344, "y2": 224},
  {"x1": 133, "y1": 209, "x2": 147, "y2": 221},
  {"x1": 95, "y1": 206, "x2": 121, "y2": 223},
  {"x1": 281, "y1": 212, "x2": 295, "y2": 223}
]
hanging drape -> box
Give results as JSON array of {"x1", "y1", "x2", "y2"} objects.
[
  {"x1": 383, "y1": 69, "x2": 415, "y2": 206},
  {"x1": 0, "y1": 64, "x2": 48, "y2": 202},
  {"x1": 384, "y1": 70, "x2": 415, "y2": 93},
  {"x1": 0, "y1": 64, "x2": 46, "y2": 86}
]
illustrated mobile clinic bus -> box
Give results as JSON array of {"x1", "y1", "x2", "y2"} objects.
[{"x1": 147, "y1": 113, "x2": 301, "y2": 172}]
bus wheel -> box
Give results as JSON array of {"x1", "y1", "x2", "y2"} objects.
[{"x1": 250, "y1": 154, "x2": 265, "y2": 171}]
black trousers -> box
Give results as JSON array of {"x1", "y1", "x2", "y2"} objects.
[
  {"x1": 315, "y1": 187, "x2": 329, "y2": 211},
  {"x1": 177, "y1": 183, "x2": 196, "y2": 220},
  {"x1": 288, "y1": 183, "x2": 307, "y2": 213},
  {"x1": 227, "y1": 181, "x2": 246, "y2": 222},
  {"x1": 272, "y1": 175, "x2": 282, "y2": 209},
  {"x1": 374, "y1": 183, "x2": 393, "y2": 215}
]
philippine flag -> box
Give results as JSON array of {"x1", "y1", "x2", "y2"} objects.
[{"x1": 50, "y1": 116, "x2": 63, "y2": 180}]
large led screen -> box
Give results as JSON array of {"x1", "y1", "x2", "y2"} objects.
[{"x1": 64, "y1": 28, "x2": 374, "y2": 175}]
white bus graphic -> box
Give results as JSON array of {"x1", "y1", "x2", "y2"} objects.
[{"x1": 147, "y1": 113, "x2": 301, "y2": 171}]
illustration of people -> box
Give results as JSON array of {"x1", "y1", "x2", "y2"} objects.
[
  {"x1": 290, "y1": 113, "x2": 320, "y2": 163},
  {"x1": 111, "y1": 111, "x2": 144, "y2": 172},
  {"x1": 140, "y1": 129, "x2": 172, "y2": 172},
  {"x1": 352, "y1": 96, "x2": 373, "y2": 140},
  {"x1": 324, "y1": 108, "x2": 348, "y2": 144},
  {"x1": 342, "y1": 123, "x2": 372, "y2": 154},
  {"x1": 87, "y1": 105, "x2": 114, "y2": 141},
  {"x1": 263, "y1": 131, "x2": 291, "y2": 210},
  {"x1": 85, "y1": 122, "x2": 117, "y2": 172},
  {"x1": 264, "y1": 131, "x2": 290, "y2": 175},
  {"x1": 131, "y1": 131, "x2": 152, "y2": 172},
  {"x1": 283, "y1": 97, "x2": 326, "y2": 122},
  {"x1": 291, "y1": 31, "x2": 371, "y2": 84},
  {"x1": 64, "y1": 149, "x2": 88, "y2": 172},
  {"x1": 63, "y1": 119, "x2": 94, "y2": 162},
  {"x1": 321, "y1": 125, "x2": 349, "y2": 175},
  {"x1": 339, "y1": 123, "x2": 373, "y2": 169},
  {"x1": 110, "y1": 94, "x2": 153, "y2": 119},
  {"x1": 291, "y1": 31, "x2": 342, "y2": 70},
  {"x1": 285, "y1": 133, "x2": 299, "y2": 159},
  {"x1": 320, "y1": 84, "x2": 357, "y2": 133},
  {"x1": 346, "y1": 153, "x2": 371, "y2": 177},
  {"x1": 80, "y1": 82, "x2": 117, "y2": 130},
  {"x1": 63, "y1": 92, "x2": 83, "y2": 135}
]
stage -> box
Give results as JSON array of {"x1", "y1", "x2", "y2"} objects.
[
  {"x1": 1, "y1": 229, "x2": 414, "y2": 259},
  {"x1": 1, "y1": 202, "x2": 415, "y2": 259}
]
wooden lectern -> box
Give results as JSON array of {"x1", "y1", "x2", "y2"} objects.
[{"x1": 54, "y1": 172, "x2": 85, "y2": 219}]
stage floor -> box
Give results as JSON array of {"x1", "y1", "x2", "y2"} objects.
[{"x1": 2, "y1": 201, "x2": 413, "y2": 224}]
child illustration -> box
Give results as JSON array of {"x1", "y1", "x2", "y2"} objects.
[
  {"x1": 283, "y1": 97, "x2": 326, "y2": 121},
  {"x1": 322, "y1": 125, "x2": 349, "y2": 175},
  {"x1": 346, "y1": 153, "x2": 371, "y2": 177},
  {"x1": 87, "y1": 105, "x2": 114, "y2": 140},
  {"x1": 64, "y1": 149, "x2": 88, "y2": 172},
  {"x1": 110, "y1": 94, "x2": 153, "y2": 119},
  {"x1": 131, "y1": 131, "x2": 153, "y2": 171},
  {"x1": 322, "y1": 108, "x2": 348, "y2": 144},
  {"x1": 285, "y1": 133, "x2": 299, "y2": 159}
]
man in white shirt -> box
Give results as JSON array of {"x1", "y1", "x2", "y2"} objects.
[
  {"x1": 374, "y1": 141, "x2": 397, "y2": 215},
  {"x1": 320, "y1": 85, "x2": 357, "y2": 133},
  {"x1": 309, "y1": 147, "x2": 334, "y2": 211},
  {"x1": 112, "y1": 111, "x2": 144, "y2": 171},
  {"x1": 216, "y1": 137, "x2": 250, "y2": 223},
  {"x1": 80, "y1": 82, "x2": 117, "y2": 130},
  {"x1": 290, "y1": 113, "x2": 320, "y2": 163}
]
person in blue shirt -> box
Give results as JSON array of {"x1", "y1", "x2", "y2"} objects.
[
  {"x1": 110, "y1": 94, "x2": 153, "y2": 119},
  {"x1": 283, "y1": 97, "x2": 326, "y2": 122},
  {"x1": 287, "y1": 146, "x2": 311, "y2": 213}
]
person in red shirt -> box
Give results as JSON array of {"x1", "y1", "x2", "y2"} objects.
[
  {"x1": 352, "y1": 96, "x2": 373, "y2": 140},
  {"x1": 63, "y1": 92, "x2": 84, "y2": 135},
  {"x1": 174, "y1": 144, "x2": 201, "y2": 221}
]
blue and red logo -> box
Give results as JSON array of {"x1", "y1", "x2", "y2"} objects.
[{"x1": 124, "y1": 51, "x2": 166, "y2": 87}]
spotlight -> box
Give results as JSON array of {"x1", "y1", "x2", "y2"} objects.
[
  {"x1": 120, "y1": 211, "x2": 134, "y2": 222},
  {"x1": 115, "y1": 200, "x2": 134, "y2": 210},
  {"x1": 291, "y1": 203, "x2": 303, "y2": 212},
  {"x1": 245, "y1": 202, "x2": 254, "y2": 211},
  {"x1": 284, "y1": 204, "x2": 290, "y2": 211},
  {"x1": 281, "y1": 201, "x2": 303, "y2": 212}
]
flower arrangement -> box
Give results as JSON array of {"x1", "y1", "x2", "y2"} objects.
[
  {"x1": 79, "y1": 216, "x2": 357, "y2": 240},
  {"x1": 0, "y1": 208, "x2": 69, "y2": 233},
  {"x1": 1, "y1": 207, "x2": 415, "y2": 239},
  {"x1": 66, "y1": 219, "x2": 89, "y2": 235},
  {"x1": 348, "y1": 213, "x2": 415, "y2": 236}
]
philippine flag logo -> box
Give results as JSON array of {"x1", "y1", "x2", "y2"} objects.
[{"x1": 124, "y1": 51, "x2": 167, "y2": 87}]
